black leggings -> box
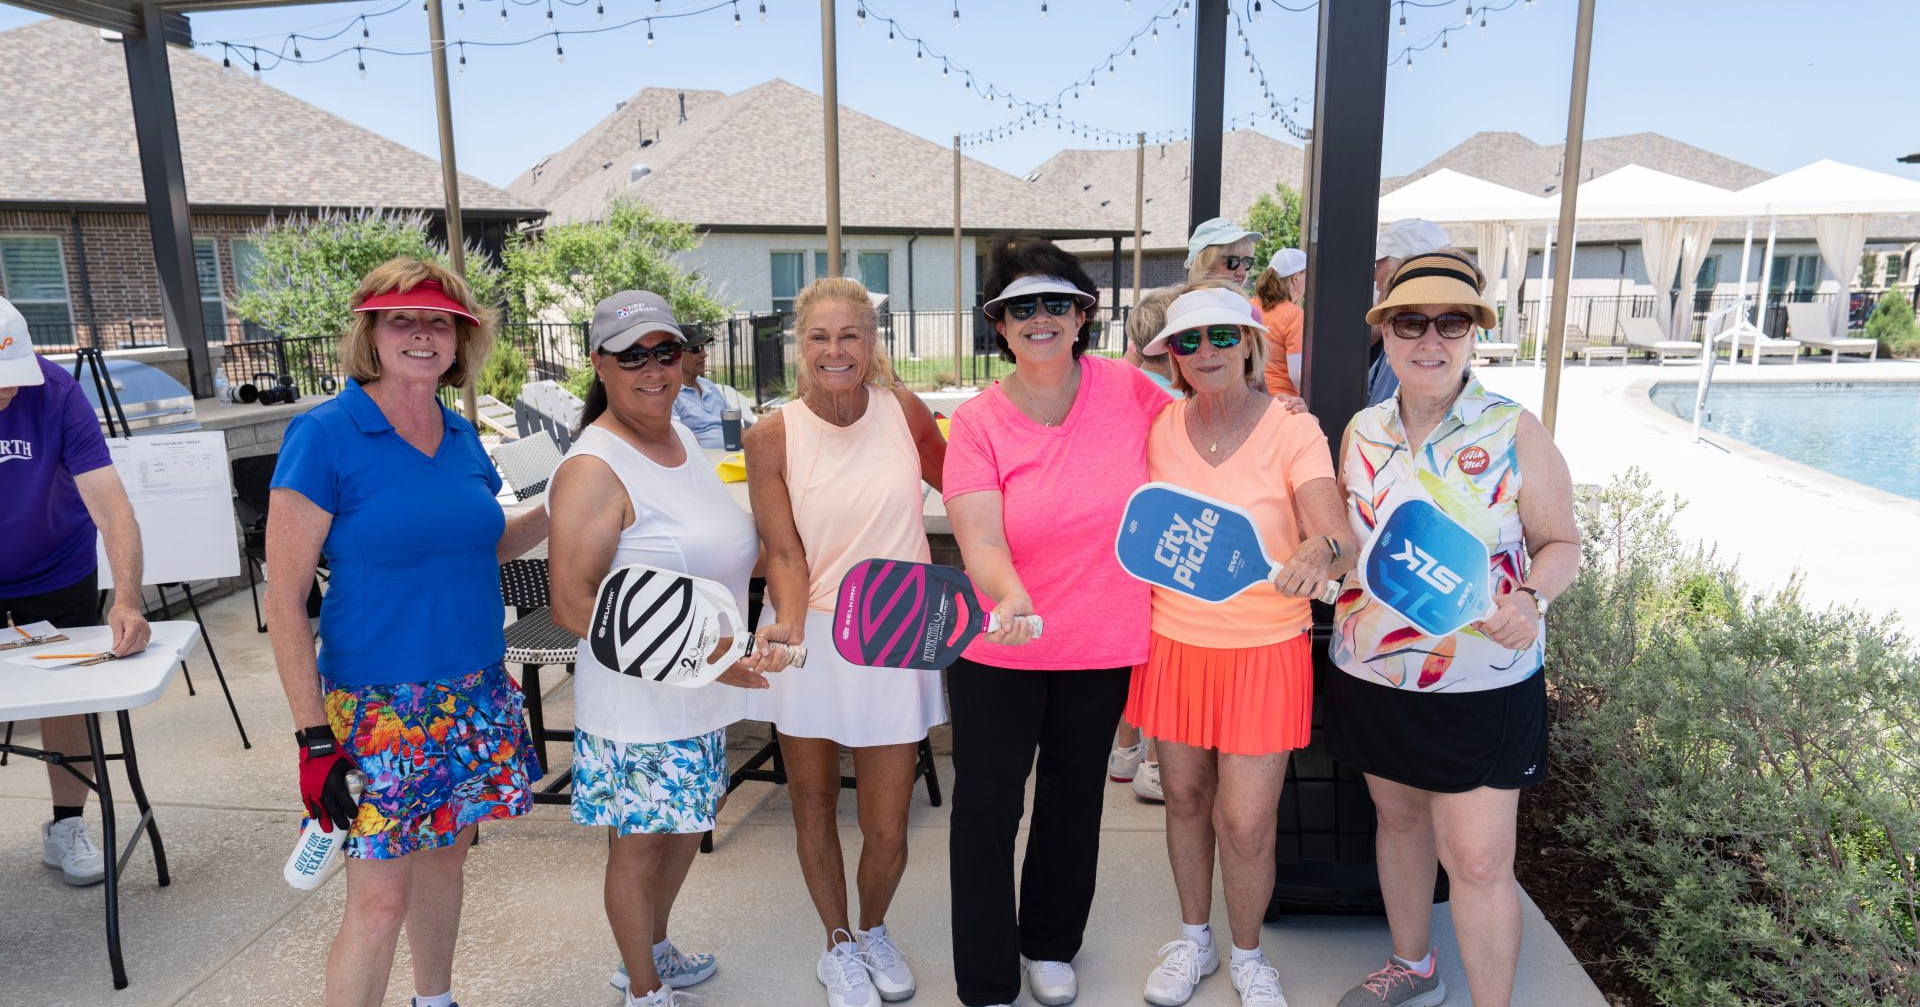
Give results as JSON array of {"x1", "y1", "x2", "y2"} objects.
[
  {"x1": 947, "y1": 659, "x2": 1131, "y2": 1007},
  {"x1": 0, "y1": 568, "x2": 100, "y2": 630}
]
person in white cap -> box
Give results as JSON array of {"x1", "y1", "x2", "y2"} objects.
[
  {"x1": 1367, "y1": 219, "x2": 1452, "y2": 406},
  {"x1": 1184, "y1": 217, "x2": 1264, "y2": 294},
  {"x1": 1252, "y1": 248, "x2": 1308, "y2": 398},
  {"x1": 0, "y1": 296, "x2": 150, "y2": 888}
]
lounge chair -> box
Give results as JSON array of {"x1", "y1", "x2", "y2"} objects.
[
  {"x1": 1621, "y1": 316, "x2": 1702, "y2": 364},
  {"x1": 1473, "y1": 329, "x2": 1521, "y2": 365},
  {"x1": 1785, "y1": 303, "x2": 1877, "y2": 362},
  {"x1": 1562, "y1": 323, "x2": 1627, "y2": 365}
]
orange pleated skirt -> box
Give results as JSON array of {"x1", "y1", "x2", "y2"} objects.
[{"x1": 1124, "y1": 632, "x2": 1313, "y2": 756}]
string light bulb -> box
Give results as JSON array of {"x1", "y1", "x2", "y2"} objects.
[
  {"x1": 545, "y1": 1, "x2": 553, "y2": 22},
  {"x1": 292, "y1": 42, "x2": 302, "y2": 58},
  {"x1": 1252, "y1": 0, "x2": 1261, "y2": 20},
  {"x1": 760, "y1": 2, "x2": 768, "y2": 21},
  {"x1": 856, "y1": 3, "x2": 865, "y2": 27},
  {"x1": 458, "y1": 45, "x2": 466, "y2": 72},
  {"x1": 361, "y1": 16, "x2": 369, "y2": 39},
  {"x1": 916, "y1": 42, "x2": 922, "y2": 62},
  {"x1": 357, "y1": 47, "x2": 367, "y2": 78},
  {"x1": 1151, "y1": 25, "x2": 1158, "y2": 42},
  {"x1": 596, "y1": 2, "x2": 604, "y2": 20},
  {"x1": 888, "y1": 25, "x2": 894, "y2": 43},
  {"x1": 733, "y1": 1, "x2": 741, "y2": 27},
  {"x1": 1463, "y1": 3, "x2": 1473, "y2": 24},
  {"x1": 456, "y1": 0, "x2": 464, "y2": 16},
  {"x1": 555, "y1": 36, "x2": 564, "y2": 62},
  {"x1": 646, "y1": 20, "x2": 654, "y2": 44},
  {"x1": 1040, "y1": 1, "x2": 1047, "y2": 19},
  {"x1": 221, "y1": 52, "x2": 232, "y2": 74},
  {"x1": 499, "y1": 0, "x2": 507, "y2": 24},
  {"x1": 952, "y1": 1, "x2": 959, "y2": 26}
]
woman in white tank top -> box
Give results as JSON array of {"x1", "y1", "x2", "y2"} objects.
[
  {"x1": 742, "y1": 277, "x2": 949, "y2": 1006},
  {"x1": 547, "y1": 290, "x2": 794, "y2": 1007}
]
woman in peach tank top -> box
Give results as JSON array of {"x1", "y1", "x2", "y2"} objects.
[
  {"x1": 743, "y1": 277, "x2": 948, "y2": 1004},
  {"x1": 1124, "y1": 283, "x2": 1356, "y2": 1006}
]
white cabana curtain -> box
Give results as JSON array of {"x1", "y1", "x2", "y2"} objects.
[
  {"x1": 1503, "y1": 225, "x2": 1532, "y2": 343},
  {"x1": 1638, "y1": 218, "x2": 1687, "y2": 337},
  {"x1": 1812, "y1": 214, "x2": 1868, "y2": 335},
  {"x1": 1474, "y1": 221, "x2": 1503, "y2": 332},
  {"x1": 1666, "y1": 219, "x2": 1717, "y2": 339}
]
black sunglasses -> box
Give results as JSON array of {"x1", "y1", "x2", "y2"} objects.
[
  {"x1": 1221, "y1": 255, "x2": 1255, "y2": 271},
  {"x1": 1388, "y1": 311, "x2": 1476, "y2": 340},
  {"x1": 1170, "y1": 325, "x2": 1246, "y2": 356},
  {"x1": 1001, "y1": 294, "x2": 1079, "y2": 321},
  {"x1": 600, "y1": 342, "x2": 685, "y2": 369}
]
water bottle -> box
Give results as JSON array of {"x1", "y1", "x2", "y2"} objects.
[
  {"x1": 720, "y1": 409, "x2": 743, "y2": 451},
  {"x1": 283, "y1": 770, "x2": 368, "y2": 889}
]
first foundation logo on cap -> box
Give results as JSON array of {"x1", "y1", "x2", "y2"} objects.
[{"x1": 0, "y1": 296, "x2": 47, "y2": 387}]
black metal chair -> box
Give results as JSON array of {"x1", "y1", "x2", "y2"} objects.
[
  {"x1": 232, "y1": 454, "x2": 323, "y2": 635},
  {"x1": 500, "y1": 558, "x2": 577, "y2": 805}
]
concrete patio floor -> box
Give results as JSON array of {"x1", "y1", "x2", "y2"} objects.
[{"x1": 0, "y1": 587, "x2": 1607, "y2": 1006}]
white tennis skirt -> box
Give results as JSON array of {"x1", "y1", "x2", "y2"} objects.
[{"x1": 743, "y1": 606, "x2": 948, "y2": 748}]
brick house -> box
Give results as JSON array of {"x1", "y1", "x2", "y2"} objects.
[{"x1": 0, "y1": 18, "x2": 542, "y2": 352}]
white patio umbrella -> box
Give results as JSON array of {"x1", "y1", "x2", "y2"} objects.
[
  {"x1": 1738, "y1": 160, "x2": 1920, "y2": 337},
  {"x1": 1574, "y1": 165, "x2": 1762, "y2": 338},
  {"x1": 1377, "y1": 170, "x2": 1556, "y2": 342}
]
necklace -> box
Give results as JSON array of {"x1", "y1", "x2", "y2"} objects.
[
  {"x1": 1194, "y1": 387, "x2": 1262, "y2": 454},
  {"x1": 1010, "y1": 365, "x2": 1080, "y2": 427}
]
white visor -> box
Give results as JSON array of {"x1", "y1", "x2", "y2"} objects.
[
  {"x1": 1142, "y1": 287, "x2": 1267, "y2": 356},
  {"x1": 981, "y1": 274, "x2": 1097, "y2": 319}
]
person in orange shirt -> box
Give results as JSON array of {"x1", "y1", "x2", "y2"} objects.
[
  {"x1": 1252, "y1": 248, "x2": 1306, "y2": 398},
  {"x1": 1126, "y1": 282, "x2": 1356, "y2": 1007}
]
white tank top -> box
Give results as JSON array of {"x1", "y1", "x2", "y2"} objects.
[{"x1": 556, "y1": 422, "x2": 755, "y2": 744}]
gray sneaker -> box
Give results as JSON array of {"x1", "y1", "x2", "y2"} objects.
[{"x1": 1336, "y1": 959, "x2": 1445, "y2": 1007}]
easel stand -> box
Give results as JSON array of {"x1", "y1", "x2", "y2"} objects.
[{"x1": 151, "y1": 583, "x2": 250, "y2": 748}]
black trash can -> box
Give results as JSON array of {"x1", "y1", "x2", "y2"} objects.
[{"x1": 1268, "y1": 609, "x2": 1449, "y2": 918}]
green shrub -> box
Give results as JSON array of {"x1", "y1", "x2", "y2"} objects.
[
  {"x1": 1863, "y1": 290, "x2": 1918, "y2": 358},
  {"x1": 1548, "y1": 470, "x2": 1920, "y2": 1006},
  {"x1": 561, "y1": 362, "x2": 595, "y2": 401},
  {"x1": 477, "y1": 339, "x2": 528, "y2": 405}
]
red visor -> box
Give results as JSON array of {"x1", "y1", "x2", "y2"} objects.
[{"x1": 352, "y1": 279, "x2": 479, "y2": 324}]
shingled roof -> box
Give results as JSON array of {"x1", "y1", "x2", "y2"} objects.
[
  {"x1": 1027, "y1": 130, "x2": 1307, "y2": 254},
  {"x1": 512, "y1": 78, "x2": 1132, "y2": 237},
  {"x1": 0, "y1": 18, "x2": 535, "y2": 216}
]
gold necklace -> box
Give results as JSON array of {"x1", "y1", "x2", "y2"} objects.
[
  {"x1": 1013, "y1": 366, "x2": 1079, "y2": 427},
  {"x1": 1197, "y1": 387, "x2": 1259, "y2": 454}
]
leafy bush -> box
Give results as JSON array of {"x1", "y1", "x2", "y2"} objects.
[
  {"x1": 502, "y1": 196, "x2": 730, "y2": 327},
  {"x1": 229, "y1": 210, "x2": 502, "y2": 341},
  {"x1": 478, "y1": 339, "x2": 528, "y2": 405},
  {"x1": 1245, "y1": 183, "x2": 1302, "y2": 268},
  {"x1": 1862, "y1": 290, "x2": 1918, "y2": 358},
  {"x1": 1548, "y1": 470, "x2": 1920, "y2": 1006}
]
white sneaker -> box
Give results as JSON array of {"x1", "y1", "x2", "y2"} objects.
[
  {"x1": 854, "y1": 925, "x2": 915, "y2": 1002},
  {"x1": 42, "y1": 818, "x2": 105, "y2": 886},
  {"x1": 1132, "y1": 761, "x2": 1165, "y2": 803},
  {"x1": 1230, "y1": 957, "x2": 1289, "y2": 1006},
  {"x1": 1144, "y1": 938, "x2": 1218, "y2": 1006},
  {"x1": 1024, "y1": 957, "x2": 1077, "y2": 1005},
  {"x1": 818, "y1": 931, "x2": 878, "y2": 1007},
  {"x1": 1108, "y1": 738, "x2": 1149, "y2": 781}
]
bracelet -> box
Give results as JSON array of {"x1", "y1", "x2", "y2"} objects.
[{"x1": 1321, "y1": 535, "x2": 1344, "y2": 562}]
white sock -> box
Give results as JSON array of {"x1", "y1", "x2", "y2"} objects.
[
  {"x1": 652, "y1": 938, "x2": 671, "y2": 958},
  {"x1": 862, "y1": 922, "x2": 887, "y2": 938},
  {"x1": 1181, "y1": 922, "x2": 1212, "y2": 947},
  {"x1": 1392, "y1": 950, "x2": 1434, "y2": 975},
  {"x1": 626, "y1": 986, "x2": 664, "y2": 1007},
  {"x1": 413, "y1": 994, "x2": 453, "y2": 1007},
  {"x1": 1230, "y1": 945, "x2": 1264, "y2": 965}
]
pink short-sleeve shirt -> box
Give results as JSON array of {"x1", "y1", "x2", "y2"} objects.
[{"x1": 942, "y1": 355, "x2": 1173, "y2": 670}]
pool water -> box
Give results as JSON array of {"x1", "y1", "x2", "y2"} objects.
[{"x1": 1649, "y1": 381, "x2": 1920, "y2": 501}]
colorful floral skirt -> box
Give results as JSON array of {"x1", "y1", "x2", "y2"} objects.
[
  {"x1": 320, "y1": 661, "x2": 539, "y2": 860},
  {"x1": 571, "y1": 727, "x2": 728, "y2": 836}
]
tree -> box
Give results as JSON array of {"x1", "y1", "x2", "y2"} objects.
[
  {"x1": 1863, "y1": 289, "x2": 1918, "y2": 357},
  {"x1": 1244, "y1": 182, "x2": 1303, "y2": 270},
  {"x1": 228, "y1": 210, "x2": 501, "y2": 340},
  {"x1": 501, "y1": 196, "x2": 729, "y2": 328},
  {"x1": 1860, "y1": 249, "x2": 1881, "y2": 288}
]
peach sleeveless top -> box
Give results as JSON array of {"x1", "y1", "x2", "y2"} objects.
[{"x1": 784, "y1": 385, "x2": 931, "y2": 611}]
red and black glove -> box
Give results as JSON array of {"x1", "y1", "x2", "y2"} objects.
[{"x1": 296, "y1": 725, "x2": 358, "y2": 833}]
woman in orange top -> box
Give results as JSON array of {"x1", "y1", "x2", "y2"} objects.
[
  {"x1": 1253, "y1": 248, "x2": 1306, "y2": 398},
  {"x1": 1126, "y1": 282, "x2": 1356, "y2": 1007}
]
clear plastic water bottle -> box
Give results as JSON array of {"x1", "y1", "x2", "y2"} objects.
[{"x1": 283, "y1": 770, "x2": 367, "y2": 890}]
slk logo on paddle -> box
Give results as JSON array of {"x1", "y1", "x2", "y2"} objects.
[
  {"x1": 1456, "y1": 445, "x2": 1491, "y2": 475},
  {"x1": 1358, "y1": 499, "x2": 1494, "y2": 637}
]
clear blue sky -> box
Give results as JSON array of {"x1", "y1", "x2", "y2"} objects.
[{"x1": 3, "y1": 0, "x2": 1914, "y2": 189}]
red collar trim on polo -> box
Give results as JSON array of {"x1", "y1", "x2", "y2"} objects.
[{"x1": 352, "y1": 279, "x2": 479, "y2": 324}]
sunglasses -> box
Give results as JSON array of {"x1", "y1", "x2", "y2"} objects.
[
  {"x1": 1001, "y1": 294, "x2": 1079, "y2": 321},
  {"x1": 600, "y1": 342, "x2": 685, "y2": 369},
  {"x1": 685, "y1": 343, "x2": 709, "y2": 354},
  {"x1": 1169, "y1": 326, "x2": 1246, "y2": 356},
  {"x1": 1388, "y1": 311, "x2": 1476, "y2": 340},
  {"x1": 1221, "y1": 255, "x2": 1255, "y2": 272}
]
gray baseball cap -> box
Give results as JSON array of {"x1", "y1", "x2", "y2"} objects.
[{"x1": 590, "y1": 290, "x2": 683, "y2": 353}]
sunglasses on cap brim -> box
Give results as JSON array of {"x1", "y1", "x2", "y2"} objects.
[
  {"x1": 1169, "y1": 326, "x2": 1246, "y2": 355},
  {"x1": 1000, "y1": 294, "x2": 1080, "y2": 321},
  {"x1": 599, "y1": 342, "x2": 685, "y2": 369}
]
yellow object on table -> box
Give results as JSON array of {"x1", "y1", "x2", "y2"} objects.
[{"x1": 715, "y1": 452, "x2": 747, "y2": 483}]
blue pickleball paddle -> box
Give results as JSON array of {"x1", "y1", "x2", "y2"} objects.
[
  {"x1": 1115, "y1": 483, "x2": 1338, "y2": 604},
  {"x1": 1357, "y1": 498, "x2": 1494, "y2": 636}
]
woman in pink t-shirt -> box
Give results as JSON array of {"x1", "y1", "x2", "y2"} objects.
[
  {"x1": 1125, "y1": 283, "x2": 1356, "y2": 1007},
  {"x1": 942, "y1": 236, "x2": 1174, "y2": 1007}
]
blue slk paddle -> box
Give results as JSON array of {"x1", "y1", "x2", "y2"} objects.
[{"x1": 1357, "y1": 498, "x2": 1495, "y2": 637}]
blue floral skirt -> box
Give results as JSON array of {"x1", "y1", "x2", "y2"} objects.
[{"x1": 570, "y1": 727, "x2": 728, "y2": 835}]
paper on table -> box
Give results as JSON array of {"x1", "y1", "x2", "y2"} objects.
[{"x1": 3, "y1": 633, "x2": 116, "y2": 670}]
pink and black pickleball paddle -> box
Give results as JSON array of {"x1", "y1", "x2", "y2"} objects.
[{"x1": 830, "y1": 559, "x2": 1040, "y2": 671}]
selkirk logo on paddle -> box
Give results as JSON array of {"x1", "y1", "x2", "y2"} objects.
[{"x1": 1358, "y1": 499, "x2": 1494, "y2": 637}]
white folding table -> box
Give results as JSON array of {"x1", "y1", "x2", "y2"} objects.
[{"x1": 0, "y1": 620, "x2": 200, "y2": 990}]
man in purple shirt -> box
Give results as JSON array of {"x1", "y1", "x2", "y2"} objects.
[{"x1": 0, "y1": 297, "x2": 150, "y2": 886}]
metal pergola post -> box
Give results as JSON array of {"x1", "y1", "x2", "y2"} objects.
[
  {"x1": 1300, "y1": 0, "x2": 1391, "y2": 450},
  {"x1": 122, "y1": 5, "x2": 213, "y2": 398},
  {"x1": 1188, "y1": 0, "x2": 1229, "y2": 230}
]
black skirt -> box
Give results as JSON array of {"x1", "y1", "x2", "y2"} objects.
[{"x1": 1322, "y1": 666, "x2": 1549, "y2": 793}]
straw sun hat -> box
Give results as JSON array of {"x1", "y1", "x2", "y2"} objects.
[{"x1": 1364, "y1": 249, "x2": 1498, "y2": 331}]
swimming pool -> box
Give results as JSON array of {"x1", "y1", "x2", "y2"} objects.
[{"x1": 1649, "y1": 381, "x2": 1920, "y2": 501}]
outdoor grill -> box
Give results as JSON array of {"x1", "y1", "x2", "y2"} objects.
[{"x1": 71, "y1": 358, "x2": 201, "y2": 435}]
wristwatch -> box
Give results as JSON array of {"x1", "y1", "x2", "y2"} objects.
[
  {"x1": 296, "y1": 725, "x2": 338, "y2": 756},
  {"x1": 1514, "y1": 586, "x2": 1547, "y2": 615}
]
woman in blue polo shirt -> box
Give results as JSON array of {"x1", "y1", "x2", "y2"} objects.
[{"x1": 265, "y1": 258, "x2": 549, "y2": 1007}]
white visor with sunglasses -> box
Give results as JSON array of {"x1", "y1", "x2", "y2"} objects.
[
  {"x1": 1142, "y1": 287, "x2": 1267, "y2": 356},
  {"x1": 981, "y1": 274, "x2": 1097, "y2": 319}
]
